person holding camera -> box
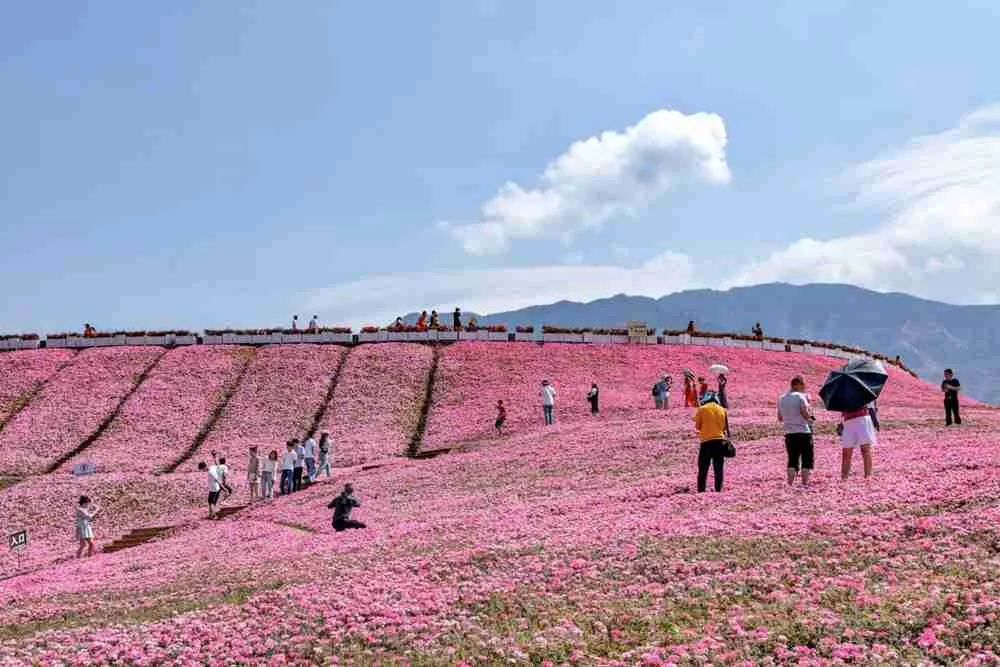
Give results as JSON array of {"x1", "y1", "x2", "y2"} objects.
[
  {"x1": 778, "y1": 375, "x2": 816, "y2": 487},
  {"x1": 694, "y1": 391, "x2": 730, "y2": 492},
  {"x1": 75, "y1": 496, "x2": 101, "y2": 558}
]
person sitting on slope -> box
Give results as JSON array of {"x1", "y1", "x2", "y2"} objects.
[{"x1": 328, "y1": 484, "x2": 366, "y2": 532}]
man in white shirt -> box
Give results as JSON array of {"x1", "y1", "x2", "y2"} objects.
[
  {"x1": 540, "y1": 380, "x2": 557, "y2": 425},
  {"x1": 778, "y1": 376, "x2": 816, "y2": 486},
  {"x1": 303, "y1": 435, "x2": 317, "y2": 482},
  {"x1": 198, "y1": 461, "x2": 222, "y2": 518},
  {"x1": 293, "y1": 439, "x2": 306, "y2": 492},
  {"x1": 280, "y1": 441, "x2": 297, "y2": 495}
]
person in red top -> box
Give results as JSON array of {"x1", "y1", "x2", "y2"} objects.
[
  {"x1": 697, "y1": 376, "x2": 709, "y2": 401},
  {"x1": 416, "y1": 311, "x2": 428, "y2": 331},
  {"x1": 494, "y1": 400, "x2": 506, "y2": 435},
  {"x1": 683, "y1": 372, "x2": 698, "y2": 407}
]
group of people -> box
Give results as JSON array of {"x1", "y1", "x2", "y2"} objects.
[
  {"x1": 290, "y1": 315, "x2": 320, "y2": 332},
  {"x1": 398, "y1": 307, "x2": 479, "y2": 332}
]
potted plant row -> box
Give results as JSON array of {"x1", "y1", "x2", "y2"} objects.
[
  {"x1": 202, "y1": 327, "x2": 353, "y2": 345},
  {"x1": 0, "y1": 333, "x2": 41, "y2": 350}
]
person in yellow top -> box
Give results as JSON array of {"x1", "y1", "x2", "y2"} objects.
[{"x1": 694, "y1": 391, "x2": 730, "y2": 492}]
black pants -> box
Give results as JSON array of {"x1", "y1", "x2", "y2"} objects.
[
  {"x1": 334, "y1": 518, "x2": 366, "y2": 532},
  {"x1": 784, "y1": 433, "x2": 814, "y2": 470},
  {"x1": 589, "y1": 399, "x2": 599, "y2": 414},
  {"x1": 697, "y1": 439, "x2": 726, "y2": 492},
  {"x1": 945, "y1": 396, "x2": 961, "y2": 425},
  {"x1": 292, "y1": 467, "x2": 303, "y2": 492}
]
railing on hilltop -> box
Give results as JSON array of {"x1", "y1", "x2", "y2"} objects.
[{"x1": 0, "y1": 326, "x2": 916, "y2": 377}]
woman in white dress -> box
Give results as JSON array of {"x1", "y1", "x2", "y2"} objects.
[{"x1": 75, "y1": 495, "x2": 101, "y2": 558}]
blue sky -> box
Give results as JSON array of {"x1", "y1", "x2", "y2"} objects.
[{"x1": 4, "y1": 1, "x2": 1000, "y2": 331}]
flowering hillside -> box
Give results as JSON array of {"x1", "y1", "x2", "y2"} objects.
[
  {"x1": 0, "y1": 347, "x2": 163, "y2": 476},
  {"x1": 191, "y1": 345, "x2": 346, "y2": 475},
  {"x1": 58, "y1": 346, "x2": 250, "y2": 474},
  {"x1": 0, "y1": 349, "x2": 76, "y2": 429},
  {"x1": 0, "y1": 341, "x2": 996, "y2": 665},
  {"x1": 318, "y1": 343, "x2": 434, "y2": 466}
]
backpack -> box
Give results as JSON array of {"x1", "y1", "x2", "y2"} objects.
[{"x1": 652, "y1": 384, "x2": 659, "y2": 396}]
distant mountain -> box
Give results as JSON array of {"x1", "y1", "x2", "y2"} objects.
[{"x1": 428, "y1": 283, "x2": 999, "y2": 404}]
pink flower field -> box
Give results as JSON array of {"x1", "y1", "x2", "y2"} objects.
[
  {"x1": 0, "y1": 349, "x2": 76, "y2": 429},
  {"x1": 318, "y1": 343, "x2": 434, "y2": 466},
  {"x1": 0, "y1": 347, "x2": 163, "y2": 476},
  {"x1": 0, "y1": 342, "x2": 997, "y2": 665},
  {"x1": 58, "y1": 346, "x2": 251, "y2": 474},
  {"x1": 190, "y1": 345, "x2": 346, "y2": 476}
]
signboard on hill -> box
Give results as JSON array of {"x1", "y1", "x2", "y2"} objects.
[
  {"x1": 8, "y1": 530, "x2": 27, "y2": 552},
  {"x1": 627, "y1": 321, "x2": 648, "y2": 341},
  {"x1": 72, "y1": 462, "x2": 97, "y2": 476}
]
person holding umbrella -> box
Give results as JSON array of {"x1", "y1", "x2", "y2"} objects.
[
  {"x1": 820, "y1": 359, "x2": 887, "y2": 481},
  {"x1": 710, "y1": 364, "x2": 730, "y2": 409}
]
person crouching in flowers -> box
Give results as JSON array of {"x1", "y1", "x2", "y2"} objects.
[
  {"x1": 328, "y1": 484, "x2": 366, "y2": 532},
  {"x1": 75, "y1": 495, "x2": 101, "y2": 558},
  {"x1": 694, "y1": 392, "x2": 730, "y2": 493}
]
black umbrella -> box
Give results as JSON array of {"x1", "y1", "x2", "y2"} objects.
[{"x1": 819, "y1": 359, "x2": 888, "y2": 412}]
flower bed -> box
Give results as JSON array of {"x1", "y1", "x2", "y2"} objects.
[
  {"x1": 317, "y1": 344, "x2": 434, "y2": 467},
  {"x1": 58, "y1": 346, "x2": 251, "y2": 474},
  {"x1": 0, "y1": 347, "x2": 164, "y2": 476},
  {"x1": 190, "y1": 345, "x2": 347, "y2": 475},
  {"x1": 0, "y1": 349, "x2": 76, "y2": 428}
]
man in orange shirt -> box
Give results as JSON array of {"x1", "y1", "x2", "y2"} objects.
[{"x1": 694, "y1": 392, "x2": 730, "y2": 492}]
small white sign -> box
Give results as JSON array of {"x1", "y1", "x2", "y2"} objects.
[
  {"x1": 72, "y1": 462, "x2": 97, "y2": 476},
  {"x1": 8, "y1": 530, "x2": 27, "y2": 552},
  {"x1": 627, "y1": 321, "x2": 648, "y2": 338}
]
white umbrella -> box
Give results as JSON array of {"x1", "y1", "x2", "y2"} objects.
[{"x1": 709, "y1": 363, "x2": 730, "y2": 376}]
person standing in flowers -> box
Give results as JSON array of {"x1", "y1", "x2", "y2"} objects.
[
  {"x1": 328, "y1": 483, "x2": 366, "y2": 532},
  {"x1": 941, "y1": 368, "x2": 962, "y2": 426},
  {"x1": 587, "y1": 383, "x2": 600, "y2": 415},
  {"x1": 302, "y1": 433, "x2": 318, "y2": 483},
  {"x1": 246, "y1": 446, "x2": 261, "y2": 502},
  {"x1": 280, "y1": 441, "x2": 296, "y2": 495},
  {"x1": 840, "y1": 401, "x2": 878, "y2": 481},
  {"x1": 315, "y1": 432, "x2": 333, "y2": 479},
  {"x1": 716, "y1": 373, "x2": 729, "y2": 409},
  {"x1": 662, "y1": 375, "x2": 673, "y2": 409},
  {"x1": 694, "y1": 391, "x2": 730, "y2": 492},
  {"x1": 198, "y1": 461, "x2": 223, "y2": 518},
  {"x1": 495, "y1": 400, "x2": 506, "y2": 435},
  {"x1": 540, "y1": 380, "x2": 557, "y2": 425},
  {"x1": 652, "y1": 377, "x2": 667, "y2": 409},
  {"x1": 683, "y1": 371, "x2": 698, "y2": 408},
  {"x1": 292, "y1": 438, "x2": 305, "y2": 492},
  {"x1": 778, "y1": 376, "x2": 815, "y2": 487},
  {"x1": 75, "y1": 495, "x2": 101, "y2": 558},
  {"x1": 697, "y1": 376, "x2": 709, "y2": 401},
  {"x1": 261, "y1": 450, "x2": 278, "y2": 499}
]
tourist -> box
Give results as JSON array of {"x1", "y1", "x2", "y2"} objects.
[
  {"x1": 307, "y1": 315, "x2": 318, "y2": 332},
  {"x1": 315, "y1": 432, "x2": 333, "y2": 479},
  {"x1": 75, "y1": 495, "x2": 101, "y2": 558},
  {"x1": 291, "y1": 315, "x2": 299, "y2": 331},
  {"x1": 429, "y1": 310, "x2": 440, "y2": 328},
  {"x1": 303, "y1": 433, "x2": 318, "y2": 483},
  {"x1": 495, "y1": 400, "x2": 506, "y2": 435},
  {"x1": 540, "y1": 380, "x2": 557, "y2": 425},
  {"x1": 697, "y1": 376, "x2": 709, "y2": 401},
  {"x1": 328, "y1": 483, "x2": 366, "y2": 532},
  {"x1": 261, "y1": 450, "x2": 278, "y2": 499},
  {"x1": 653, "y1": 377, "x2": 667, "y2": 409},
  {"x1": 280, "y1": 441, "x2": 296, "y2": 495},
  {"x1": 214, "y1": 456, "x2": 232, "y2": 500},
  {"x1": 467, "y1": 317, "x2": 479, "y2": 331},
  {"x1": 392, "y1": 316, "x2": 404, "y2": 330},
  {"x1": 686, "y1": 320, "x2": 696, "y2": 335},
  {"x1": 683, "y1": 371, "x2": 698, "y2": 408},
  {"x1": 453, "y1": 307, "x2": 462, "y2": 330},
  {"x1": 199, "y1": 461, "x2": 222, "y2": 518},
  {"x1": 942, "y1": 368, "x2": 962, "y2": 426},
  {"x1": 663, "y1": 375, "x2": 673, "y2": 409},
  {"x1": 778, "y1": 376, "x2": 815, "y2": 487},
  {"x1": 246, "y1": 446, "x2": 261, "y2": 502},
  {"x1": 416, "y1": 311, "x2": 428, "y2": 331},
  {"x1": 840, "y1": 402, "x2": 877, "y2": 481},
  {"x1": 717, "y1": 373, "x2": 729, "y2": 409},
  {"x1": 83, "y1": 323, "x2": 97, "y2": 338},
  {"x1": 752, "y1": 322, "x2": 764, "y2": 339},
  {"x1": 292, "y1": 438, "x2": 305, "y2": 492},
  {"x1": 694, "y1": 391, "x2": 729, "y2": 492},
  {"x1": 587, "y1": 383, "x2": 600, "y2": 415}
]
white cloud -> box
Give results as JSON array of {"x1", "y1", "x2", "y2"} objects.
[
  {"x1": 302, "y1": 251, "x2": 697, "y2": 327},
  {"x1": 729, "y1": 104, "x2": 1000, "y2": 304},
  {"x1": 447, "y1": 108, "x2": 730, "y2": 255}
]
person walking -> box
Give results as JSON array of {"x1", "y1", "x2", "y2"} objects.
[
  {"x1": 292, "y1": 439, "x2": 305, "y2": 492},
  {"x1": 280, "y1": 441, "x2": 296, "y2": 495},
  {"x1": 840, "y1": 402, "x2": 877, "y2": 480},
  {"x1": 540, "y1": 380, "x2": 557, "y2": 425},
  {"x1": 453, "y1": 307, "x2": 462, "y2": 330},
  {"x1": 778, "y1": 376, "x2": 816, "y2": 487},
  {"x1": 246, "y1": 447, "x2": 261, "y2": 502},
  {"x1": 75, "y1": 496, "x2": 101, "y2": 558},
  {"x1": 291, "y1": 315, "x2": 299, "y2": 331},
  {"x1": 694, "y1": 392, "x2": 730, "y2": 493},
  {"x1": 587, "y1": 383, "x2": 600, "y2": 415},
  {"x1": 653, "y1": 377, "x2": 666, "y2": 409},
  {"x1": 315, "y1": 432, "x2": 333, "y2": 479},
  {"x1": 328, "y1": 484, "x2": 366, "y2": 532},
  {"x1": 261, "y1": 450, "x2": 278, "y2": 499},
  {"x1": 494, "y1": 400, "x2": 506, "y2": 435},
  {"x1": 303, "y1": 434, "x2": 318, "y2": 483},
  {"x1": 307, "y1": 315, "x2": 318, "y2": 332},
  {"x1": 717, "y1": 373, "x2": 729, "y2": 409},
  {"x1": 198, "y1": 461, "x2": 223, "y2": 518},
  {"x1": 942, "y1": 368, "x2": 962, "y2": 426}
]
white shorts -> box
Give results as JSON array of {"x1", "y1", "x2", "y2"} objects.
[{"x1": 841, "y1": 416, "x2": 877, "y2": 449}]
